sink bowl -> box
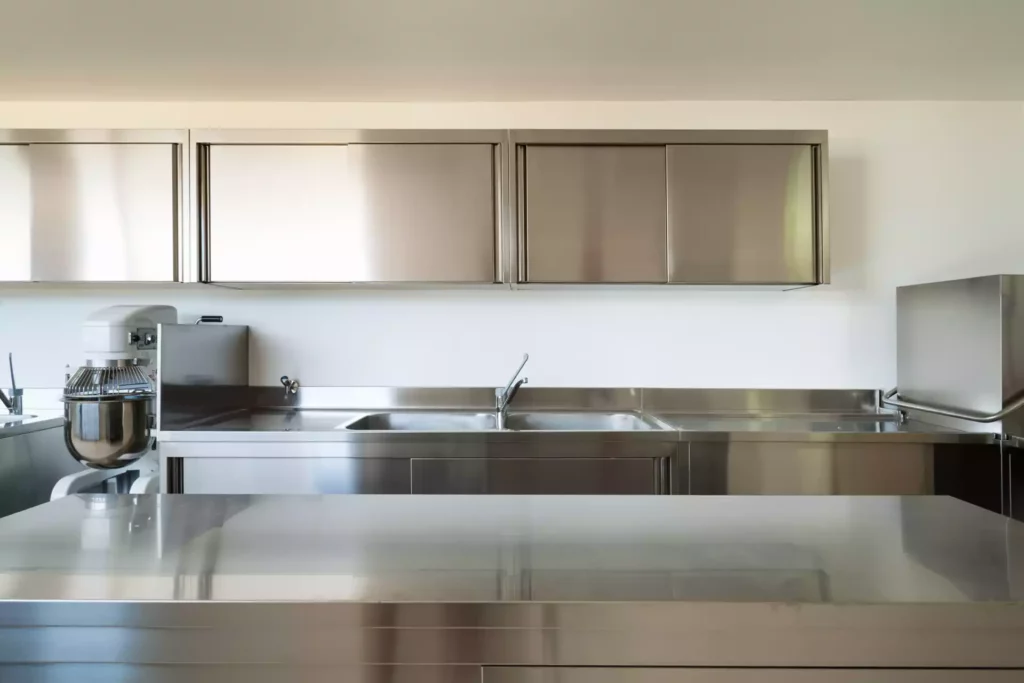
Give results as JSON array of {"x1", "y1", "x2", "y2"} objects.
[
  {"x1": 505, "y1": 412, "x2": 660, "y2": 431},
  {"x1": 342, "y1": 410, "x2": 665, "y2": 432},
  {"x1": 344, "y1": 412, "x2": 498, "y2": 431}
]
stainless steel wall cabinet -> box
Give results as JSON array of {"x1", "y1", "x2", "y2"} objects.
[
  {"x1": 0, "y1": 130, "x2": 185, "y2": 282},
  {"x1": 521, "y1": 145, "x2": 668, "y2": 283},
  {"x1": 512, "y1": 130, "x2": 828, "y2": 286},
  {"x1": 196, "y1": 130, "x2": 504, "y2": 284},
  {"x1": 1, "y1": 128, "x2": 827, "y2": 287},
  {"x1": 667, "y1": 144, "x2": 816, "y2": 283},
  {"x1": 891, "y1": 275, "x2": 1024, "y2": 436}
]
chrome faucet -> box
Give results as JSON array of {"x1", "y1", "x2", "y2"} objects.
[
  {"x1": 0, "y1": 353, "x2": 23, "y2": 415},
  {"x1": 280, "y1": 375, "x2": 300, "y2": 399},
  {"x1": 495, "y1": 353, "x2": 529, "y2": 430}
]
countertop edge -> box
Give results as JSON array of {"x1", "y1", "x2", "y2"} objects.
[
  {"x1": 157, "y1": 429, "x2": 991, "y2": 445},
  {"x1": 0, "y1": 416, "x2": 63, "y2": 439}
]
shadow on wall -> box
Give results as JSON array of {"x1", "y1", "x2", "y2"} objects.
[{"x1": 827, "y1": 155, "x2": 868, "y2": 291}]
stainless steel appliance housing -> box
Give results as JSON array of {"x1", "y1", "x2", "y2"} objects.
[{"x1": 888, "y1": 274, "x2": 1024, "y2": 436}]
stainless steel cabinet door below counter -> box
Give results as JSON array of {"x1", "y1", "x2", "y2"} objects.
[
  {"x1": 0, "y1": 427, "x2": 82, "y2": 518},
  {"x1": 180, "y1": 456, "x2": 411, "y2": 494},
  {"x1": 688, "y1": 442, "x2": 935, "y2": 495},
  {"x1": 483, "y1": 668, "x2": 1020, "y2": 683},
  {"x1": 0, "y1": 143, "x2": 178, "y2": 282},
  {"x1": 667, "y1": 144, "x2": 817, "y2": 284},
  {"x1": 411, "y1": 458, "x2": 658, "y2": 494},
  {"x1": 205, "y1": 143, "x2": 497, "y2": 283}
]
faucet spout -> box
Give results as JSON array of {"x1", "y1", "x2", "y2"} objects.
[
  {"x1": 496, "y1": 354, "x2": 529, "y2": 429},
  {"x1": 1, "y1": 353, "x2": 22, "y2": 415}
]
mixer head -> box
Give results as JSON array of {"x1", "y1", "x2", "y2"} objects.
[{"x1": 63, "y1": 361, "x2": 155, "y2": 401}]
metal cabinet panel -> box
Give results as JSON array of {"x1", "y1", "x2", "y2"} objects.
[
  {"x1": 347, "y1": 144, "x2": 497, "y2": 282},
  {"x1": 207, "y1": 145, "x2": 351, "y2": 282},
  {"x1": 0, "y1": 143, "x2": 177, "y2": 282},
  {"x1": 667, "y1": 144, "x2": 816, "y2": 284},
  {"x1": 689, "y1": 442, "x2": 934, "y2": 495},
  {"x1": 182, "y1": 457, "x2": 410, "y2": 494},
  {"x1": 411, "y1": 458, "x2": 657, "y2": 494},
  {"x1": 0, "y1": 427, "x2": 83, "y2": 518},
  {"x1": 31, "y1": 144, "x2": 177, "y2": 281},
  {"x1": 522, "y1": 146, "x2": 667, "y2": 283},
  {"x1": 483, "y1": 668, "x2": 1021, "y2": 683},
  {"x1": 206, "y1": 143, "x2": 497, "y2": 283},
  {"x1": 0, "y1": 145, "x2": 31, "y2": 281}
]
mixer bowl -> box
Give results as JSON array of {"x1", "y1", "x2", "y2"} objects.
[{"x1": 64, "y1": 397, "x2": 153, "y2": 470}]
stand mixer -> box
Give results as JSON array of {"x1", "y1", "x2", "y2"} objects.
[{"x1": 52, "y1": 305, "x2": 177, "y2": 499}]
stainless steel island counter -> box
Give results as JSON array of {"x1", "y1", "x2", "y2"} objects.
[{"x1": 1, "y1": 495, "x2": 1023, "y2": 681}]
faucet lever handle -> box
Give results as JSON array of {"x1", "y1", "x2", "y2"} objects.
[
  {"x1": 2, "y1": 353, "x2": 22, "y2": 415},
  {"x1": 280, "y1": 376, "x2": 300, "y2": 396},
  {"x1": 500, "y1": 353, "x2": 530, "y2": 398}
]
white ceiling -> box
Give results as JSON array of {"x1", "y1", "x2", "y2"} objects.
[{"x1": 1, "y1": 0, "x2": 1022, "y2": 101}]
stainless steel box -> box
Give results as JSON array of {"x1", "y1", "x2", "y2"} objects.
[{"x1": 896, "y1": 274, "x2": 1024, "y2": 435}]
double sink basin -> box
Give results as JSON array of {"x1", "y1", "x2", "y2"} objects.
[{"x1": 342, "y1": 411, "x2": 664, "y2": 432}]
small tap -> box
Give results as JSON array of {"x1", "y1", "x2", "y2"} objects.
[
  {"x1": 0, "y1": 353, "x2": 23, "y2": 415},
  {"x1": 495, "y1": 354, "x2": 529, "y2": 429},
  {"x1": 280, "y1": 376, "x2": 300, "y2": 398}
]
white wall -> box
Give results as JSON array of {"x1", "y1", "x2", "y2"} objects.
[{"x1": 0, "y1": 101, "x2": 1022, "y2": 398}]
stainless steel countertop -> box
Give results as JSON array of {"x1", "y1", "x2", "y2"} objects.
[
  {"x1": 1, "y1": 494, "x2": 1021, "y2": 604},
  {"x1": 182, "y1": 409, "x2": 365, "y2": 432},
  {"x1": 161, "y1": 408, "x2": 984, "y2": 444},
  {"x1": 0, "y1": 412, "x2": 62, "y2": 439},
  {"x1": 658, "y1": 414, "x2": 958, "y2": 434}
]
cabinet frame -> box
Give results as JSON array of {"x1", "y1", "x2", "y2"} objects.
[
  {"x1": 191, "y1": 129, "x2": 511, "y2": 287},
  {"x1": 0, "y1": 129, "x2": 189, "y2": 283},
  {"x1": 509, "y1": 129, "x2": 829, "y2": 288}
]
